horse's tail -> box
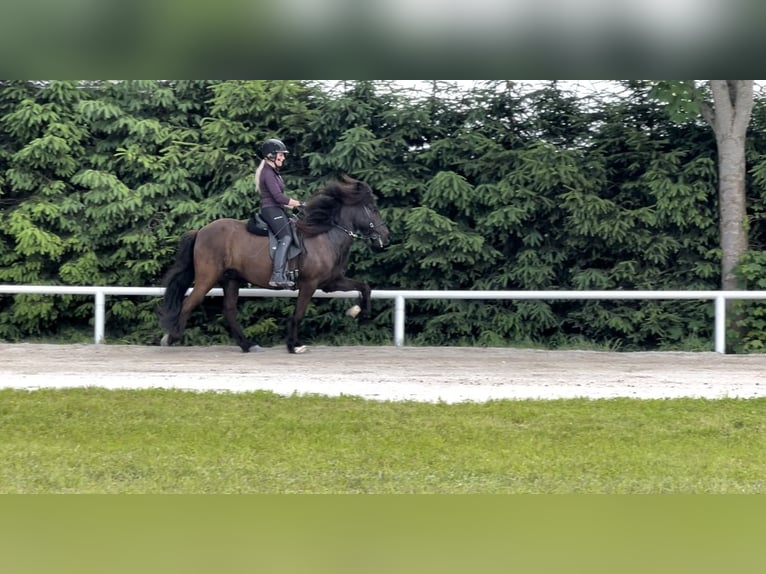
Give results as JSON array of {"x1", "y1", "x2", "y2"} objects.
[{"x1": 158, "y1": 230, "x2": 198, "y2": 332}]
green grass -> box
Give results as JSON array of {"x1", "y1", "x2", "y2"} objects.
[{"x1": 1, "y1": 389, "x2": 764, "y2": 493}]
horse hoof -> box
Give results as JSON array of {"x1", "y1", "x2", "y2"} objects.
[
  {"x1": 346, "y1": 305, "x2": 361, "y2": 318},
  {"x1": 160, "y1": 334, "x2": 170, "y2": 347},
  {"x1": 294, "y1": 345, "x2": 307, "y2": 354}
]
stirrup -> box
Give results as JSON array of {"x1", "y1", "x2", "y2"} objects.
[{"x1": 269, "y1": 277, "x2": 294, "y2": 289}]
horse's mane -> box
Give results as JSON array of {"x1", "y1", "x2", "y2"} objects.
[{"x1": 295, "y1": 176, "x2": 373, "y2": 237}]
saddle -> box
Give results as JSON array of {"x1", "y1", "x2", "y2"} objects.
[{"x1": 246, "y1": 213, "x2": 303, "y2": 261}]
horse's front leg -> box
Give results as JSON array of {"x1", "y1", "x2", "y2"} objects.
[
  {"x1": 327, "y1": 277, "x2": 372, "y2": 320},
  {"x1": 287, "y1": 287, "x2": 316, "y2": 354}
]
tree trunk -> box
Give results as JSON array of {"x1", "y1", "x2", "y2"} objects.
[{"x1": 705, "y1": 80, "x2": 754, "y2": 290}]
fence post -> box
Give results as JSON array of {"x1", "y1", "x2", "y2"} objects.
[
  {"x1": 94, "y1": 290, "x2": 105, "y2": 344},
  {"x1": 714, "y1": 294, "x2": 726, "y2": 353},
  {"x1": 394, "y1": 295, "x2": 405, "y2": 347}
]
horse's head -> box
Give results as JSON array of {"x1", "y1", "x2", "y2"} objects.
[
  {"x1": 298, "y1": 176, "x2": 391, "y2": 248},
  {"x1": 346, "y1": 179, "x2": 390, "y2": 249}
]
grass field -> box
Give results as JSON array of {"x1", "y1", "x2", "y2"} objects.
[{"x1": 1, "y1": 388, "x2": 764, "y2": 493}]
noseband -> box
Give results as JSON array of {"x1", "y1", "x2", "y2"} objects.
[{"x1": 335, "y1": 204, "x2": 385, "y2": 245}]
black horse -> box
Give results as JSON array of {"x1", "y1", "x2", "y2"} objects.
[{"x1": 158, "y1": 176, "x2": 390, "y2": 353}]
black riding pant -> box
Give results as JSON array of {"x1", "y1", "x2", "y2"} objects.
[{"x1": 261, "y1": 207, "x2": 291, "y2": 240}]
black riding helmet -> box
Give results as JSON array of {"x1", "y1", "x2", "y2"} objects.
[{"x1": 261, "y1": 138, "x2": 289, "y2": 160}]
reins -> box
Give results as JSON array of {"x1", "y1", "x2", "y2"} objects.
[
  {"x1": 333, "y1": 222, "x2": 365, "y2": 240},
  {"x1": 333, "y1": 205, "x2": 381, "y2": 242}
]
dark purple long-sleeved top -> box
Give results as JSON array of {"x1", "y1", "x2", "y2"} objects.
[{"x1": 259, "y1": 163, "x2": 290, "y2": 208}]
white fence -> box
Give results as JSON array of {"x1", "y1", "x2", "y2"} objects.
[{"x1": 2, "y1": 285, "x2": 766, "y2": 353}]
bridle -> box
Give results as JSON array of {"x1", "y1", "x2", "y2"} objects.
[{"x1": 334, "y1": 204, "x2": 387, "y2": 247}]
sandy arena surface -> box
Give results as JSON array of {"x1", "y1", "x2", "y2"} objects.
[{"x1": 2, "y1": 343, "x2": 766, "y2": 402}]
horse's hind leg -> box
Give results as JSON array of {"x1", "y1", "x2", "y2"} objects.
[
  {"x1": 166, "y1": 275, "x2": 219, "y2": 345},
  {"x1": 222, "y1": 277, "x2": 261, "y2": 353},
  {"x1": 161, "y1": 290, "x2": 204, "y2": 346},
  {"x1": 161, "y1": 285, "x2": 209, "y2": 346}
]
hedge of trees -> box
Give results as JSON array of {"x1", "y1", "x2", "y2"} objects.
[{"x1": 3, "y1": 80, "x2": 766, "y2": 351}]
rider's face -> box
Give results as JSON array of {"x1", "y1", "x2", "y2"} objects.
[{"x1": 274, "y1": 152, "x2": 286, "y2": 167}]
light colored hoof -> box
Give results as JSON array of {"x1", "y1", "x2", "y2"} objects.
[
  {"x1": 294, "y1": 345, "x2": 308, "y2": 354},
  {"x1": 160, "y1": 334, "x2": 170, "y2": 347},
  {"x1": 346, "y1": 304, "x2": 361, "y2": 318}
]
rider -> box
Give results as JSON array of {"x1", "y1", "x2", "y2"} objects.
[{"x1": 255, "y1": 138, "x2": 303, "y2": 289}]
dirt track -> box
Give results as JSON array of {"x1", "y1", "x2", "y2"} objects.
[{"x1": 2, "y1": 343, "x2": 766, "y2": 402}]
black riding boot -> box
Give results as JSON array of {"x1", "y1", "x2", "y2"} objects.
[{"x1": 269, "y1": 238, "x2": 294, "y2": 289}]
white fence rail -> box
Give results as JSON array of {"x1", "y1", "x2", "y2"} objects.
[{"x1": 2, "y1": 285, "x2": 766, "y2": 353}]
